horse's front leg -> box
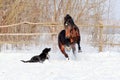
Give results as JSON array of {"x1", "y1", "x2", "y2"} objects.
[{"x1": 59, "y1": 43, "x2": 69, "y2": 60}]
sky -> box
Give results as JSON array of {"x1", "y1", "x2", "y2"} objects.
[{"x1": 111, "y1": 0, "x2": 120, "y2": 20}]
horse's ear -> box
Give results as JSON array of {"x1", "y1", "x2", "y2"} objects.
[
  {"x1": 66, "y1": 14, "x2": 70, "y2": 17},
  {"x1": 64, "y1": 14, "x2": 72, "y2": 20}
]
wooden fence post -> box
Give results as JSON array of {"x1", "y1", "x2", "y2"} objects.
[{"x1": 98, "y1": 21, "x2": 103, "y2": 52}]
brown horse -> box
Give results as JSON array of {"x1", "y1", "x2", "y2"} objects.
[{"x1": 58, "y1": 14, "x2": 81, "y2": 60}]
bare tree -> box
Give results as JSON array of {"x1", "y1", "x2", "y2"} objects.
[{"x1": 0, "y1": 0, "x2": 111, "y2": 49}]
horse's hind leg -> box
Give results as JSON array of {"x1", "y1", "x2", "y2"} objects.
[
  {"x1": 77, "y1": 36, "x2": 82, "y2": 52},
  {"x1": 78, "y1": 43, "x2": 81, "y2": 52},
  {"x1": 71, "y1": 44, "x2": 76, "y2": 55}
]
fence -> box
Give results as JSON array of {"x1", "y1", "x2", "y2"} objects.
[{"x1": 0, "y1": 21, "x2": 120, "y2": 52}]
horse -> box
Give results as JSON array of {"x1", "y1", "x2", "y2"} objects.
[{"x1": 58, "y1": 14, "x2": 81, "y2": 60}]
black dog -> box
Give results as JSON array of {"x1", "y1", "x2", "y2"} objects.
[{"x1": 21, "y1": 48, "x2": 51, "y2": 63}]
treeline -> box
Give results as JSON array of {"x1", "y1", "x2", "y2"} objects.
[{"x1": 0, "y1": 0, "x2": 110, "y2": 46}]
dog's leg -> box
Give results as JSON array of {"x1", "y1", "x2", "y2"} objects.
[
  {"x1": 46, "y1": 57, "x2": 49, "y2": 60},
  {"x1": 46, "y1": 54, "x2": 50, "y2": 60}
]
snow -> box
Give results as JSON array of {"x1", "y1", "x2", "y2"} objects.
[
  {"x1": 0, "y1": 33, "x2": 119, "y2": 80},
  {"x1": 112, "y1": 0, "x2": 120, "y2": 20},
  {"x1": 0, "y1": 51, "x2": 120, "y2": 80}
]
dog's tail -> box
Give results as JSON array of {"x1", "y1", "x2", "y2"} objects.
[{"x1": 21, "y1": 60, "x2": 30, "y2": 63}]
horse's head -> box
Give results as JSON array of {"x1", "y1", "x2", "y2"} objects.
[{"x1": 64, "y1": 14, "x2": 75, "y2": 38}]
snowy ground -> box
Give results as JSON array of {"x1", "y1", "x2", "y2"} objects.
[
  {"x1": 0, "y1": 36, "x2": 119, "y2": 80},
  {"x1": 0, "y1": 50, "x2": 120, "y2": 80}
]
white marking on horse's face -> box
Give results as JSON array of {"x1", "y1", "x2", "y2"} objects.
[{"x1": 65, "y1": 23, "x2": 68, "y2": 26}]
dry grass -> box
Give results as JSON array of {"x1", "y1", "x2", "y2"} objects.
[{"x1": 0, "y1": 0, "x2": 113, "y2": 50}]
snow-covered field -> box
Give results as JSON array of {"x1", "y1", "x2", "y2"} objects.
[
  {"x1": 0, "y1": 50, "x2": 120, "y2": 80},
  {"x1": 0, "y1": 33, "x2": 119, "y2": 80}
]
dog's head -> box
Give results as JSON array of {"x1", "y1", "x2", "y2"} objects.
[{"x1": 42, "y1": 48, "x2": 51, "y2": 54}]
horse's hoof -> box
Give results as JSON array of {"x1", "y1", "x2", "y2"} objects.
[
  {"x1": 66, "y1": 57, "x2": 69, "y2": 61},
  {"x1": 78, "y1": 50, "x2": 82, "y2": 53}
]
